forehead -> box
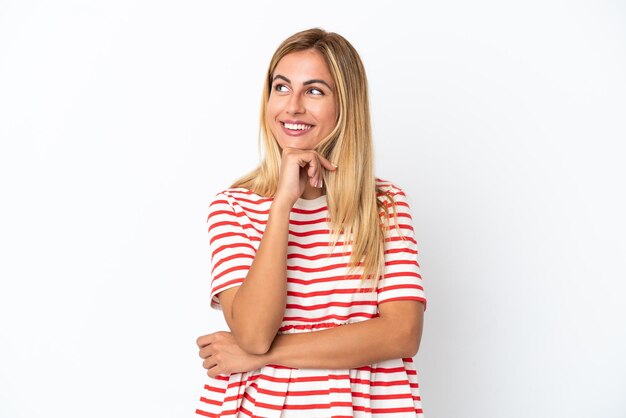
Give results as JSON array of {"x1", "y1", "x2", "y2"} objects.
[{"x1": 273, "y1": 49, "x2": 334, "y2": 84}]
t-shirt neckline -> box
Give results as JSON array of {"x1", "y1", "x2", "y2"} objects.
[{"x1": 293, "y1": 193, "x2": 327, "y2": 209}]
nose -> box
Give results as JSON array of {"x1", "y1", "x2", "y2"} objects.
[{"x1": 286, "y1": 93, "x2": 305, "y2": 115}]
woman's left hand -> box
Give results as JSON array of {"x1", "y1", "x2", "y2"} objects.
[{"x1": 197, "y1": 331, "x2": 268, "y2": 378}]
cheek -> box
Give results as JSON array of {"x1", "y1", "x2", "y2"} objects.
[
  {"x1": 266, "y1": 100, "x2": 276, "y2": 117},
  {"x1": 265, "y1": 101, "x2": 279, "y2": 126},
  {"x1": 319, "y1": 104, "x2": 338, "y2": 128}
]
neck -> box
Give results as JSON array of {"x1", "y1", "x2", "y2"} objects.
[{"x1": 301, "y1": 183, "x2": 324, "y2": 200}]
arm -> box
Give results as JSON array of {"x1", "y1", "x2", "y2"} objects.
[
  {"x1": 262, "y1": 186, "x2": 426, "y2": 369},
  {"x1": 215, "y1": 149, "x2": 337, "y2": 355},
  {"x1": 199, "y1": 186, "x2": 426, "y2": 375},
  {"x1": 223, "y1": 200, "x2": 291, "y2": 354},
  {"x1": 197, "y1": 300, "x2": 424, "y2": 377},
  {"x1": 262, "y1": 300, "x2": 424, "y2": 369}
]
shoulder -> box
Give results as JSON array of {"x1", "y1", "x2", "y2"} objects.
[
  {"x1": 375, "y1": 177, "x2": 410, "y2": 205},
  {"x1": 209, "y1": 187, "x2": 272, "y2": 209}
]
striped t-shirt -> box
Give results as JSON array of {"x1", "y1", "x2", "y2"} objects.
[{"x1": 196, "y1": 178, "x2": 426, "y2": 417}]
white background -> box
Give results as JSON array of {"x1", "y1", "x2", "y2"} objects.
[{"x1": 1, "y1": 1, "x2": 625, "y2": 417}]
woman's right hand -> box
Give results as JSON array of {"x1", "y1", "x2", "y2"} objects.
[{"x1": 274, "y1": 147, "x2": 337, "y2": 207}]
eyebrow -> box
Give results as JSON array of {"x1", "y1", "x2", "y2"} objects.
[{"x1": 272, "y1": 74, "x2": 333, "y2": 90}]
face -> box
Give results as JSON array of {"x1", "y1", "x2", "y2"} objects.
[{"x1": 265, "y1": 49, "x2": 338, "y2": 151}]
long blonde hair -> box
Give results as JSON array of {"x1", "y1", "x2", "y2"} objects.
[{"x1": 232, "y1": 28, "x2": 400, "y2": 290}]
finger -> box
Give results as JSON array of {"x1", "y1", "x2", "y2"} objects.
[
  {"x1": 293, "y1": 151, "x2": 313, "y2": 168},
  {"x1": 207, "y1": 366, "x2": 221, "y2": 379},
  {"x1": 313, "y1": 157, "x2": 324, "y2": 189},
  {"x1": 306, "y1": 156, "x2": 319, "y2": 178},
  {"x1": 199, "y1": 345, "x2": 213, "y2": 359},
  {"x1": 307, "y1": 158, "x2": 320, "y2": 187},
  {"x1": 203, "y1": 357, "x2": 217, "y2": 370},
  {"x1": 313, "y1": 164, "x2": 322, "y2": 188},
  {"x1": 196, "y1": 334, "x2": 212, "y2": 348},
  {"x1": 317, "y1": 155, "x2": 338, "y2": 171}
]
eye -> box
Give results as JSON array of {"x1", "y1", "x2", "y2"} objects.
[
  {"x1": 308, "y1": 87, "x2": 324, "y2": 96},
  {"x1": 273, "y1": 84, "x2": 289, "y2": 93}
]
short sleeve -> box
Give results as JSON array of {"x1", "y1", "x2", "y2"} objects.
[
  {"x1": 207, "y1": 193, "x2": 256, "y2": 311},
  {"x1": 377, "y1": 188, "x2": 427, "y2": 310}
]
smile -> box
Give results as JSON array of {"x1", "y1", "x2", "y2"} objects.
[{"x1": 282, "y1": 122, "x2": 313, "y2": 131}]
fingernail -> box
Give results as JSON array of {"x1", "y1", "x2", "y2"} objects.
[
  {"x1": 318, "y1": 179, "x2": 323, "y2": 188},
  {"x1": 331, "y1": 162, "x2": 338, "y2": 168}
]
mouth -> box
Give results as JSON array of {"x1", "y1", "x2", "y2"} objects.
[{"x1": 281, "y1": 122, "x2": 314, "y2": 132}]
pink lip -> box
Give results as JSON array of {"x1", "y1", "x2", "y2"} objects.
[
  {"x1": 280, "y1": 120, "x2": 314, "y2": 137},
  {"x1": 281, "y1": 119, "x2": 313, "y2": 125}
]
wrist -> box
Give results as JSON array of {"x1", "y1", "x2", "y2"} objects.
[
  {"x1": 261, "y1": 336, "x2": 283, "y2": 366},
  {"x1": 270, "y1": 197, "x2": 293, "y2": 215},
  {"x1": 256, "y1": 351, "x2": 274, "y2": 368}
]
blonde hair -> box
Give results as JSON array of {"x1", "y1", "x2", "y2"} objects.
[{"x1": 232, "y1": 28, "x2": 400, "y2": 290}]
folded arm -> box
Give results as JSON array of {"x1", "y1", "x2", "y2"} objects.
[
  {"x1": 219, "y1": 201, "x2": 293, "y2": 354},
  {"x1": 261, "y1": 299, "x2": 424, "y2": 369}
]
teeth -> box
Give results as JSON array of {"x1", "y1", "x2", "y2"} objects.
[{"x1": 284, "y1": 123, "x2": 312, "y2": 131}]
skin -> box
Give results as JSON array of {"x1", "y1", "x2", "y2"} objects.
[
  {"x1": 268, "y1": 48, "x2": 340, "y2": 201},
  {"x1": 196, "y1": 49, "x2": 424, "y2": 377}
]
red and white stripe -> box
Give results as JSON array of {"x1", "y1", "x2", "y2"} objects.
[{"x1": 196, "y1": 179, "x2": 426, "y2": 417}]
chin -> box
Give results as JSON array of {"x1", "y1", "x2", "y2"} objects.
[{"x1": 277, "y1": 139, "x2": 315, "y2": 150}]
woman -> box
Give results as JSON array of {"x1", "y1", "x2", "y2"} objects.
[{"x1": 195, "y1": 28, "x2": 427, "y2": 417}]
